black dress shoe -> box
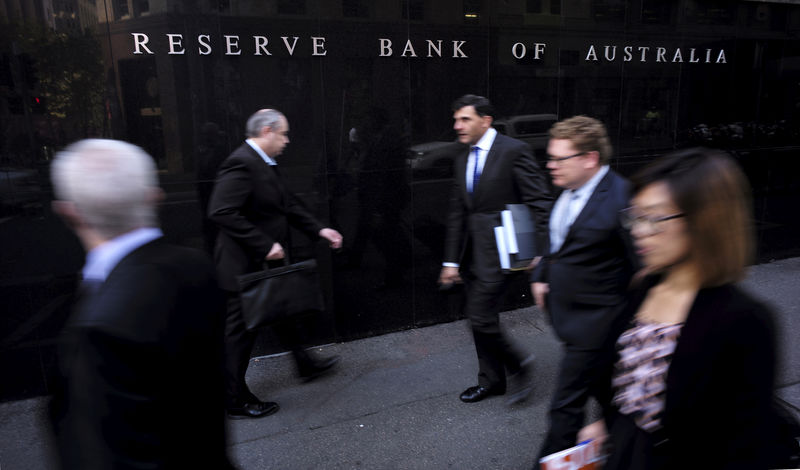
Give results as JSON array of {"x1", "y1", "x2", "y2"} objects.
[
  {"x1": 459, "y1": 385, "x2": 505, "y2": 403},
  {"x1": 227, "y1": 400, "x2": 279, "y2": 419},
  {"x1": 299, "y1": 355, "x2": 340, "y2": 383}
]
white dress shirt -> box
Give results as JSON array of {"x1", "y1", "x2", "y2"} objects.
[
  {"x1": 82, "y1": 227, "x2": 164, "y2": 282},
  {"x1": 443, "y1": 128, "x2": 498, "y2": 268},
  {"x1": 548, "y1": 165, "x2": 609, "y2": 253},
  {"x1": 246, "y1": 139, "x2": 277, "y2": 166}
]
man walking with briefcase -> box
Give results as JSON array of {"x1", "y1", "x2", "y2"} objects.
[{"x1": 209, "y1": 108, "x2": 343, "y2": 419}]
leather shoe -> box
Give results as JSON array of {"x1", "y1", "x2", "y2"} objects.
[
  {"x1": 460, "y1": 385, "x2": 505, "y2": 403},
  {"x1": 227, "y1": 400, "x2": 279, "y2": 419},
  {"x1": 299, "y1": 355, "x2": 340, "y2": 383}
]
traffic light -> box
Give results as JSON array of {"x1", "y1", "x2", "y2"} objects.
[{"x1": 30, "y1": 95, "x2": 45, "y2": 113}]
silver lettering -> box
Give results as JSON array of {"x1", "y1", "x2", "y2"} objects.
[
  {"x1": 624, "y1": 46, "x2": 633, "y2": 62},
  {"x1": 312, "y1": 37, "x2": 327, "y2": 56},
  {"x1": 402, "y1": 39, "x2": 417, "y2": 57},
  {"x1": 254, "y1": 36, "x2": 271, "y2": 56},
  {"x1": 167, "y1": 34, "x2": 185, "y2": 55},
  {"x1": 512, "y1": 43, "x2": 526, "y2": 59},
  {"x1": 656, "y1": 47, "x2": 667, "y2": 62},
  {"x1": 452, "y1": 40, "x2": 467, "y2": 58},
  {"x1": 586, "y1": 45, "x2": 598, "y2": 61},
  {"x1": 282, "y1": 36, "x2": 299, "y2": 55},
  {"x1": 533, "y1": 43, "x2": 546, "y2": 59},
  {"x1": 198, "y1": 34, "x2": 211, "y2": 55},
  {"x1": 132, "y1": 33, "x2": 153, "y2": 55},
  {"x1": 224, "y1": 35, "x2": 241, "y2": 55},
  {"x1": 379, "y1": 38, "x2": 392, "y2": 56},
  {"x1": 427, "y1": 39, "x2": 443, "y2": 57},
  {"x1": 604, "y1": 45, "x2": 616, "y2": 61}
]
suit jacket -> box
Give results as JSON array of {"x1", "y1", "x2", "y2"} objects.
[
  {"x1": 532, "y1": 169, "x2": 636, "y2": 349},
  {"x1": 208, "y1": 142, "x2": 325, "y2": 291},
  {"x1": 49, "y1": 238, "x2": 231, "y2": 469},
  {"x1": 443, "y1": 133, "x2": 551, "y2": 283},
  {"x1": 598, "y1": 278, "x2": 783, "y2": 469}
]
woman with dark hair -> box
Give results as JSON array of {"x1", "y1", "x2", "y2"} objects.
[{"x1": 577, "y1": 148, "x2": 792, "y2": 469}]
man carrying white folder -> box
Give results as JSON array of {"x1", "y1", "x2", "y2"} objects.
[{"x1": 438, "y1": 95, "x2": 552, "y2": 405}]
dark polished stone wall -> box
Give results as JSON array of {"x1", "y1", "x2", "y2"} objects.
[{"x1": 1, "y1": 0, "x2": 799, "y2": 401}]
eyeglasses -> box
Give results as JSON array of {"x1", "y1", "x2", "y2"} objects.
[
  {"x1": 547, "y1": 152, "x2": 586, "y2": 164},
  {"x1": 620, "y1": 207, "x2": 686, "y2": 234}
]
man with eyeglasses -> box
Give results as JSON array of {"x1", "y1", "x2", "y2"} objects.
[{"x1": 530, "y1": 115, "x2": 638, "y2": 467}]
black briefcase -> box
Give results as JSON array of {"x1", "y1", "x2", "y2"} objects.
[{"x1": 236, "y1": 259, "x2": 324, "y2": 331}]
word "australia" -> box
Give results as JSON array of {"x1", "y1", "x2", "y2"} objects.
[
  {"x1": 586, "y1": 45, "x2": 727, "y2": 63},
  {"x1": 131, "y1": 33, "x2": 328, "y2": 56}
]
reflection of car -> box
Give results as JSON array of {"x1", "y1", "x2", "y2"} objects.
[
  {"x1": 0, "y1": 168, "x2": 42, "y2": 214},
  {"x1": 494, "y1": 114, "x2": 557, "y2": 162},
  {"x1": 406, "y1": 140, "x2": 464, "y2": 177},
  {"x1": 406, "y1": 114, "x2": 557, "y2": 177}
]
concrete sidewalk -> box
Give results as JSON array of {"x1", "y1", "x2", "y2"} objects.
[{"x1": 1, "y1": 258, "x2": 798, "y2": 469}]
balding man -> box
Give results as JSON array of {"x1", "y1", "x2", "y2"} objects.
[{"x1": 209, "y1": 109, "x2": 342, "y2": 419}]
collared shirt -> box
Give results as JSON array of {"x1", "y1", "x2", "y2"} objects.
[
  {"x1": 549, "y1": 165, "x2": 609, "y2": 253},
  {"x1": 246, "y1": 139, "x2": 277, "y2": 166},
  {"x1": 443, "y1": 128, "x2": 498, "y2": 268},
  {"x1": 82, "y1": 227, "x2": 163, "y2": 282},
  {"x1": 465, "y1": 127, "x2": 497, "y2": 193}
]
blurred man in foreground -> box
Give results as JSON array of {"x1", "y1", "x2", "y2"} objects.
[
  {"x1": 531, "y1": 116, "x2": 637, "y2": 466},
  {"x1": 49, "y1": 139, "x2": 232, "y2": 468}
]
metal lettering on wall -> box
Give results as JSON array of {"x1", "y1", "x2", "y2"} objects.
[{"x1": 131, "y1": 33, "x2": 728, "y2": 64}]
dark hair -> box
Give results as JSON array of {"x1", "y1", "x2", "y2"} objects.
[
  {"x1": 631, "y1": 147, "x2": 754, "y2": 286},
  {"x1": 452, "y1": 94, "x2": 495, "y2": 118}
]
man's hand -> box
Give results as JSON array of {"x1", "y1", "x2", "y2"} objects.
[
  {"x1": 266, "y1": 242, "x2": 285, "y2": 261},
  {"x1": 577, "y1": 420, "x2": 608, "y2": 449},
  {"x1": 525, "y1": 256, "x2": 542, "y2": 271},
  {"x1": 319, "y1": 228, "x2": 343, "y2": 249},
  {"x1": 438, "y1": 266, "x2": 462, "y2": 287},
  {"x1": 532, "y1": 282, "x2": 549, "y2": 312}
]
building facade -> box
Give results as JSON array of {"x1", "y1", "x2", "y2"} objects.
[{"x1": 2, "y1": 0, "x2": 799, "y2": 401}]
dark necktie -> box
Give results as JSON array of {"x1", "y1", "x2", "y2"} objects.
[{"x1": 470, "y1": 146, "x2": 481, "y2": 193}]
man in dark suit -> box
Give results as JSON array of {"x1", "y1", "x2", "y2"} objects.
[
  {"x1": 209, "y1": 108, "x2": 343, "y2": 419},
  {"x1": 48, "y1": 139, "x2": 232, "y2": 468},
  {"x1": 530, "y1": 116, "x2": 637, "y2": 464},
  {"x1": 439, "y1": 95, "x2": 552, "y2": 404}
]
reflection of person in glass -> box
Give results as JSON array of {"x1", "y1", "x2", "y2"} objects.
[
  {"x1": 49, "y1": 139, "x2": 232, "y2": 468},
  {"x1": 349, "y1": 106, "x2": 411, "y2": 287},
  {"x1": 196, "y1": 121, "x2": 228, "y2": 254},
  {"x1": 438, "y1": 95, "x2": 552, "y2": 404},
  {"x1": 578, "y1": 148, "x2": 793, "y2": 469},
  {"x1": 208, "y1": 109, "x2": 343, "y2": 419}
]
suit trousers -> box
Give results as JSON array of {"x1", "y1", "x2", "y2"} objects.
[
  {"x1": 463, "y1": 276, "x2": 524, "y2": 390},
  {"x1": 223, "y1": 292, "x2": 317, "y2": 405},
  {"x1": 536, "y1": 345, "x2": 606, "y2": 463}
]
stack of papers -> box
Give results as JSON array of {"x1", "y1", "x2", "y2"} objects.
[
  {"x1": 539, "y1": 439, "x2": 606, "y2": 470},
  {"x1": 495, "y1": 204, "x2": 537, "y2": 271}
]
